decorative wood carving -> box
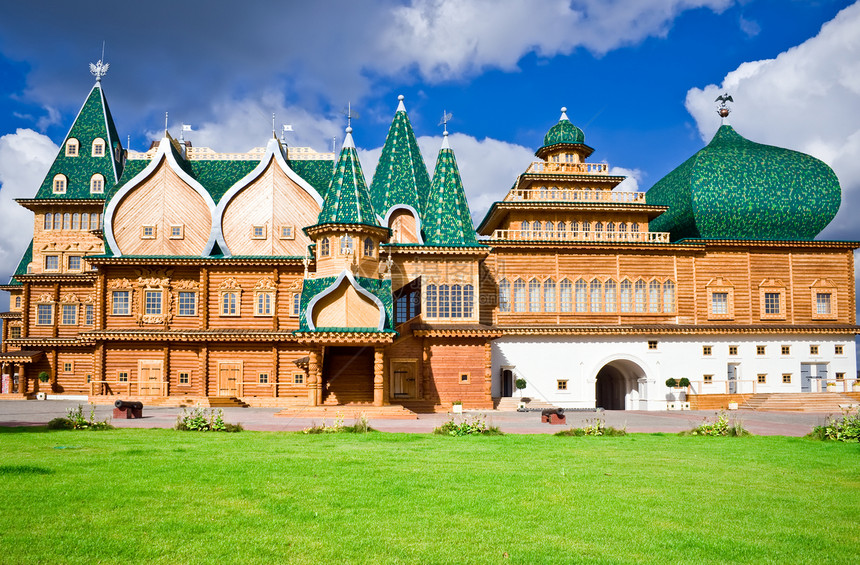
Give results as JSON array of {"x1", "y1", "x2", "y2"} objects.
[
  {"x1": 255, "y1": 277, "x2": 277, "y2": 291},
  {"x1": 219, "y1": 277, "x2": 242, "y2": 291},
  {"x1": 60, "y1": 293, "x2": 80, "y2": 303}
]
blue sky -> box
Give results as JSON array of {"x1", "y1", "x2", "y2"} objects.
[{"x1": 1, "y1": 0, "x2": 859, "y2": 285}]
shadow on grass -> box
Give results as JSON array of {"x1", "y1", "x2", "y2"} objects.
[
  {"x1": 0, "y1": 425, "x2": 52, "y2": 434},
  {"x1": 0, "y1": 465, "x2": 53, "y2": 475}
]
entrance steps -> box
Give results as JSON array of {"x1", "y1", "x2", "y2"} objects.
[
  {"x1": 274, "y1": 403, "x2": 418, "y2": 419},
  {"x1": 742, "y1": 393, "x2": 858, "y2": 413},
  {"x1": 493, "y1": 397, "x2": 557, "y2": 411},
  {"x1": 88, "y1": 395, "x2": 249, "y2": 408}
]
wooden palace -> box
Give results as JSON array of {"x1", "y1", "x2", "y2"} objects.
[{"x1": 1, "y1": 69, "x2": 857, "y2": 412}]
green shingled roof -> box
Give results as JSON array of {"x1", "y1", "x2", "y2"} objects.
[
  {"x1": 291, "y1": 159, "x2": 336, "y2": 199},
  {"x1": 646, "y1": 125, "x2": 841, "y2": 241},
  {"x1": 369, "y1": 102, "x2": 431, "y2": 220},
  {"x1": 7, "y1": 240, "x2": 33, "y2": 285},
  {"x1": 298, "y1": 274, "x2": 393, "y2": 332},
  {"x1": 316, "y1": 132, "x2": 378, "y2": 227},
  {"x1": 424, "y1": 139, "x2": 479, "y2": 246},
  {"x1": 34, "y1": 83, "x2": 123, "y2": 199}
]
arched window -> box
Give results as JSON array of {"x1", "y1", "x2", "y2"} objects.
[
  {"x1": 649, "y1": 280, "x2": 661, "y2": 313},
  {"x1": 81, "y1": 213, "x2": 89, "y2": 231},
  {"x1": 560, "y1": 278, "x2": 573, "y2": 312},
  {"x1": 582, "y1": 222, "x2": 590, "y2": 237},
  {"x1": 44, "y1": 213, "x2": 53, "y2": 230},
  {"x1": 545, "y1": 221, "x2": 554, "y2": 238},
  {"x1": 521, "y1": 221, "x2": 530, "y2": 238},
  {"x1": 92, "y1": 138, "x2": 105, "y2": 157},
  {"x1": 54, "y1": 213, "x2": 62, "y2": 229},
  {"x1": 90, "y1": 174, "x2": 104, "y2": 194},
  {"x1": 340, "y1": 235, "x2": 353, "y2": 255},
  {"x1": 595, "y1": 222, "x2": 603, "y2": 240},
  {"x1": 320, "y1": 237, "x2": 330, "y2": 257},
  {"x1": 426, "y1": 284, "x2": 438, "y2": 317},
  {"x1": 438, "y1": 284, "x2": 450, "y2": 318},
  {"x1": 543, "y1": 278, "x2": 556, "y2": 312},
  {"x1": 607, "y1": 222, "x2": 615, "y2": 237},
  {"x1": 620, "y1": 279, "x2": 633, "y2": 313},
  {"x1": 635, "y1": 279, "x2": 647, "y2": 313},
  {"x1": 575, "y1": 278, "x2": 588, "y2": 312},
  {"x1": 529, "y1": 278, "x2": 541, "y2": 312},
  {"x1": 53, "y1": 174, "x2": 67, "y2": 194},
  {"x1": 498, "y1": 279, "x2": 511, "y2": 313},
  {"x1": 571, "y1": 221, "x2": 579, "y2": 237},
  {"x1": 590, "y1": 279, "x2": 603, "y2": 312},
  {"x1": 557, "y1": 221, "x2": 566, "y2": 237},
  {"x1": 605, "y1": 279, "x2": 617, "y2": 313},
  {"x1": 65, "y1": 138, "x2": 79, "y2": 157},
  {"x1": 363, "y1": 237, "x2": 374, "y2": 257},
  {"x1": 91, "y1": 213, "x2": 101, "y2": 230},
  {"x1": 463, "y1": 284, "x2": 474, "y2": 318},
  {"x1": 63, "y1": 213, "x2": 71, "y2": 230},
  {"x1": 450, "y1": 285, "x2": 463, "y2": 318},
  {"x1": 632, "y1": 223, "x2": 640, "y2": 233},
  {"x1": 619, "y1": 222, "x2": 627, "y2": 240},
  {"x1": 663, "y1": 280, "x2": 676, "y2": 313},
  {"x1": 72, "y1": 213, "x2": 80, "y2": 230},
  {"x1": 513, "y1": 278, "x2": 526, "y2": 312},
  {"x1": 533, "y1": 221, "x2": 542, "y2": 238}
]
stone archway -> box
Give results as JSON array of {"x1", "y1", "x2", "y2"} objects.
[{"x1": 595, "y1": 359, "x2": 646, "y2": 410}]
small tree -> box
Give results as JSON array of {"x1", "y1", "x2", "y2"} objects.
[
  {"x1": 665, "y1": 378, "x2": 677, "y2": 388},
  {"x1": 678, "y1": 377, "x2": 691, "y2": 388},
  {"x1": 515, "y1": 378, "x2": 527, "y2": 391},
  {"x1": 38, "y1": 371, "x2": 50, "y2": 383}
]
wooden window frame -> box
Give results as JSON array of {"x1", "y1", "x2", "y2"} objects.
[
  {"x1": 363, "y1": 237, "x2": 374, "y2": 257},
  {"x1": 254, "y1": 291, "x2": 274, "y2": 317},
  {"x1": 140, "y1": 225, "x2": 157, "y2": 239},
  {"x1": 63, "y1": 362, "x2": 74, "y2": 373},
  {"x1": 258, "y1": 372, "x2": 269, "y2": 384},
  {"x1": 36, "y1": 302, "x2": 54, "y2": 325},
  {"x1": 91, "y1": 138, "x2": 105, "y2": 157},
  {"x1": 319, "y1": 237, "x2": 330, "y2": 257},
  {"x1": 67, "y1": 255, "x2": 82, "y2": 272},
  {"x1": 84, "y1": 303, "x2": 94, "y2": 326},
  {"x1": 557, "y1": 379, "x2": 568, "y2": 391},
  {"x1": 144, "y1": 289, "x2": 163, "y2": 317},
  {"x1": 781, "y1": 345, "x2": 791, "y2": 356},
  {"x1": 169, "y1": 224, "x2": 185, "y2": 240},
  {"x1": 65, "y1": 138, "x2": 79, "y2": 157},
  {"x1": 52, "y1": 174, "x2": 67, "y2": 194},
  {"x1": 177, "y1": 291, "x2": 197, "y2": 317},
  {"x1": 251, "y1": 224, "x2": 267, "y2": 240},
  {"x1": 60, "y1": 303, "x2": 78, "y2": 326},
  {"x1": 220, "y1": 291, "x2": 240, "y2": 317},
  {"x1": 782, "y1": 373, "x2": 791, "y2": 384},
  {"x1": 835, "y1": 344, "x2": 844, "y2": 356},
  {"x1": 290, "y1": 293, "x2": 301, "y2": 318},
  {"x1": 728, "y1": 345, "x2": 738, "y2": 356},
  {"x1": 90, "y1": 174, "x2": 104, "y2": 194},
  {"x1": 44, "y1": 255, "x2": 60, "y2": 272},
  {"x1": 648, "y1": 340, "x2": 658, "y2": 350},
  {"x1": 703, "y1": 374, "x2": 713, "y2": 384},
  {"x1": 118, "y1": 370, "x2": 129, "y2": 383},
  {"x1": 279, "y1": 225, "x2": 295, "y2": 240},
  {"x1": 459, "y1": 372, "x2": 470, "y2": 384},
  {"x1": 293, "y1": 372, "x2": 305, "y2": 385},
  {"x1": 178, "y1": 371, "x2": 191, "y2": 386},
  {"x1": 757, "y1": 374, "x2": 767, "y2": 384},
  {"x1": 758, "y1": 279, "x2": 786, "y2": 320},
  {"x1": 756, "y1": 345, "x2": 766, "y2": 356},
  {"x1": 702, "y1": 345, "x2": 712, "y2": 356},
  {"x1": 809, "y1": 344, "x2": 819, "y2": 356},
  {"x1": 810, "y1": 279, "x2": 837, "y2": 320},
  {"x1": 112, "y1": 290, "x2": 131, "y2": 316},
  {"x1": 706, "y1": 278, "x2": 734, "y2": 320}
]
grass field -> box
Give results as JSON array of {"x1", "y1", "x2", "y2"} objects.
[{"x1": 0, "y1": 428, "x2": 858, "y2": 564}]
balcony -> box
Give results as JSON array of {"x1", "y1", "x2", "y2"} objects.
[
  {"x1": 489, "y1": 229, "x2": 671, "y2": 243},
  {"x1": 503, "y1": 187, "x2": 646, "y2": 203},
  {"x1": 525, "y1": 161, "x2": 610, "y2": 175}
]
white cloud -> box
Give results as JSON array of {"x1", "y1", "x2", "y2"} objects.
[
  {"x1": 381, "y1": 0, "x2": 733, "y2": 81},
  {"x1": 608, "y1": 166, "x2": 642, "y2": 192},
  {"x1": 0, "y1": 129, "x2": 57, "y2": 286},
  {"x1": 684, "y1": 2, "x2": 860, "y2": 241}
]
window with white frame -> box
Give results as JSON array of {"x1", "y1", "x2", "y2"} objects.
[
  {"x1": 543, "y1": 278, "x2": 556, "y2": 312},
  {"x1": 178, "y1": 292, "x2": 196, "y2": 316},
  {"x1": 634, "y1": 280, "x2": 647, "y2": 313},
  {"x1": 144, "y1": 290, "x2": 163, "y2": 316},
  {"x1": 68, "y1": 256, "x2": 82, "y2": 271},
  {"x1": 36, "y1": 303, "x2": 53, "y2": 325},
  {"x1": 513, "y1": 279, "x2": 526, "y2": 312},
  {"x1": 221, "y1": 291, "x2": 239, "y2": 316},
  {"x1": 291, "y1": 293, "x2": 301, "y2": 318},
  {"x1": 251, "y1": 225, "x2": 266, "y2": 239},
  {"x1": 85, "y1": 304, "x2": 94, "y2": 325},
  {"x1": 498, "y1": 279, "x2": 511, "y2": 313},
  {"x1": 112, "y1": 290, "x2": 130, "y2": 316},
  {"x1": 66, "y1": 138, "x2": 79, "y2": 156},
  {"x1": 169, "y1": 225, "x2": 184, "y2": 239},
  {"x1": 590, "y1": 279, "x2": 602, "y2": 312},
  {"x1": 45, "y1": 255, "x2": 59, "y2": 271},
  {"x1": 528, "y1": 279, "x2": 541, "y2": 312},
  {"x1": 141, "y1": 225, "x2": 156, "y2": 239},
  {"x1": 61, "y1": 303, "x2": 78, "y2": 325},
  {"x1": 575, "y1": 278, "x2": 587, "y2": 312},
  {"x1": 559, "y1": 278, "x2": 572, "y2": 313},
  {"x1": 92, "y1": 138, "x2": 105, "y2": 156},
  {"x1": 605, "y1": 279, "x2": 617, "y2": 313},
  {"x1": 90, "y1": 174, "x2": 104, "y2": 194},
  {"x1": 53, "y1": 174, "x2": 67, "y2": 194},
  {"x1": 280, "y1": 225, "x2": 295, "y2": 240},
  {"x1": 255, "y1": 291, "x2": 273, "y2": 316}
]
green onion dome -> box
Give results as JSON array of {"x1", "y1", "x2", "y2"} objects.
[{"x1": 647, "y1": 125, "x2": 840, "y2": 241}]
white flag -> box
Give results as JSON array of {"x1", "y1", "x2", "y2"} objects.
[
  {"x1": 283, "y1": 124, "x2": 293, "y2": 132},
  {"x1": 182, "y1": 124, "x2": 193, "y2": 131}
]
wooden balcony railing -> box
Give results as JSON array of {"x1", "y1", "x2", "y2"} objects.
[
  {"x1": 525, "y1": 162, "x2": 610, "y2": 175},
  {"x1": 490, "y1": 229, "x2": 670, "y2": 243},
  {"x1": 503, "y1": 187, "x2": 646, "y2": 203}
]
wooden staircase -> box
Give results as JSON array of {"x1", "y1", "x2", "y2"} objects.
[{"x1": 741, "y1": 393, "x2": 859, "y2": 413}]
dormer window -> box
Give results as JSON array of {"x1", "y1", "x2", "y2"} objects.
[
  {"x1": 66, "y1": 139, "x2": 79, "y2": 157},
  {"x1": 90, "y1": 174, "x2": 104, "y2": 194},
  {"x1": 53, "y1": 174, "x2": 67, "y2": 194},
  {"x1": 92, "y1": 138, "x2": 105, "y2": 157},
  {"x1": 251, "y1": 225, "x2": 266, "y2": 240}
]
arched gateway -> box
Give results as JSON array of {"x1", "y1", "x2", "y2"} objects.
[{"x1": 595, "y1": 359, "x2": 646, "y2": 410}]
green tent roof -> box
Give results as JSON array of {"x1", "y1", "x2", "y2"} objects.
[
  {"x1": 424, "y1": 136, "x2": 479, "y2": 246},
  {"x1": 369, "y1": 98, "x2": 431, "y2": 220},
  {"x1": 646, "y1": 125, "x2": 841, "y2": 241},
  {"x1": 6, "y1": 240, "x2": 33, "y2": 286},
  {"x1": 34, "y1": 83, "x2": 123, "y2": 199},
  {"x1": 315, "y1": 129, "x2": 378, "y2": 228}
]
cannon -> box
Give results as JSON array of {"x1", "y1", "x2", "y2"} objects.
[
  {"x1": 113, "y1": 399, "x2": 143, "y2": 419},
  {"x1": 541, "y1": 407, "x2": 566, "y2": 425}
]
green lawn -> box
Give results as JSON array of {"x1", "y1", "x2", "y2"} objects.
[{"x1": 0, "y1": 428, "x2": 858, "y2": 564}]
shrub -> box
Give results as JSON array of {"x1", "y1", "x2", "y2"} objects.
[
  {"x1": 682, "y1": 412, "x2": 750, "y2": 437},
  {"x1": 62, "y1": 404, "x2": 113, "y2": 430},
  {"x1": 515, "y1": 378, "x2": 527, "y2": 390},
  {"x1": 433, "y1": 415, "x2": 503, "y2": 436},
  {"x1": 175, "y1": 407, "x2": 241, "y2": 432},
  {"x1": 38, "y1": 371, "x2": 50, "y2": 383},
  {"x1": 47, "y1": 417, "x2": 74, "y2": 430},
  {"x1": 807, "y1": 409, "x2": 860, "y2": 442},
  {"x1": 678, "y1": 377, "x2": 691, "y2": 387},
  {"x1": 665, "y1": 378, "x2": 677, "y2": 388},
  {"x1": 555, "y1": 418, "x2": 627, "y2": 437}
]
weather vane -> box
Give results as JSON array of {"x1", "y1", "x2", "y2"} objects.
[
  {"x1": 438, "y1": 110, "x2": 453, "y2": 135},
  {"x1": 715, "y1": 93, "x2": 733, "y2": 118},
  {"x1": 89, "y1": 42, "x2": 109, "y2": 82}
]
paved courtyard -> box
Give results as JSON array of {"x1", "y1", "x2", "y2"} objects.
[{"x1": 0, "y1": 399, "x2": 842, "y2": 436}]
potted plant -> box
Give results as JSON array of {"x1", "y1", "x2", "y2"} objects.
[
  {"x1": 826, "y1": 381, "x2": 836, "y2": 391},
  {"x1": 665, "y1": 378, "x2": 677, "y2": 388},
  {"x1": 38, "y1": 371, "x2": 50, "y2": 393},
  {"x1": 452, "y1": 400, "x2": 463, "y2": 414},
  {"x1": 678, "y1": 377, "x2": 691, "y2": 388}
]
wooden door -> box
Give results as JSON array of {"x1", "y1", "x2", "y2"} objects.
[
  {"x1": 218, "y1": 362, "x2": 242, "y2": 397},
  {"x1": 391, "y1": 360, "x2": 417, "y2": 399},
  {"x1": 138, "y1": 360, "x2": 163, "y2": 396}
]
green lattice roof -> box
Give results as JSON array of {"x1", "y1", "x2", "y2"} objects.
[
  {"x1": 298, "y1": 274, "x2": 393, "y2": 332},
  {"x1": 34, "y1": 83, "x2": 123, "y2": 200},
  {"x1": 7, "y1": 240, "x2": 33, "y2": 285},
  {"x1": 647, "y1": 125, "x2": 841, "y2": 241},
  {"x1": 291, "y1": 159, "x2": 336, "y2": 199},
  {"x1": 424, "y1": 141, "x2": 479, "y2": 246},
  {"x1": 316, "y1": 134, "x2": 378, "y2": 228},
  {"x1": 369, "y1": 104, "x2": 431, "y2": 220}
]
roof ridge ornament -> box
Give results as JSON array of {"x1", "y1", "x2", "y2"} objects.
[
  {"x1": 560, "y1": 106, "x2": 569, "y2": 121},
  {"x1": 716, "y1": 93, "x2": 733, "y2": 124},
  {"x1": 396, "y1": 94, "x2": 407, "y2": 113},
  {"x1": 89, "y1": 41, "x2": 109, "y2": 82},
  {"x1": 438, "y1": 110, "x2": 453, "y2": 149}
]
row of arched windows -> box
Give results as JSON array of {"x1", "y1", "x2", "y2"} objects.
[
  {"x1": 43, "y1": 212, "x2": 102, "y2": 231},
  {"x1": 499, "y1": 277, "x2": 675, "y2": 314},
  {"x1": 520, "y1": 220, "x2": 640, "y2": 238},
  {"x1": 425, "y1": 284, "x2": 474, "y2": 318},
  {"x1": 51, "y1": 173, "x2": 105, "y2": 195},
  {"x1": 319, "y1": 236, "x2": 375, "y2": 258}
]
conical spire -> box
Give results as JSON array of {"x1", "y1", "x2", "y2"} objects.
[
  {"x1": 316, "y1": 125, "x2": 378, "y2": 226},
  {"x1": 34, "y1": 74, "x2": 123, "y2": 199},
  {"x1": 424, "y1": 132, "x2": 478, "y2": 245},
  {"x1": 369, "y1": 95, "x2": 432, "y2": 220}
]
